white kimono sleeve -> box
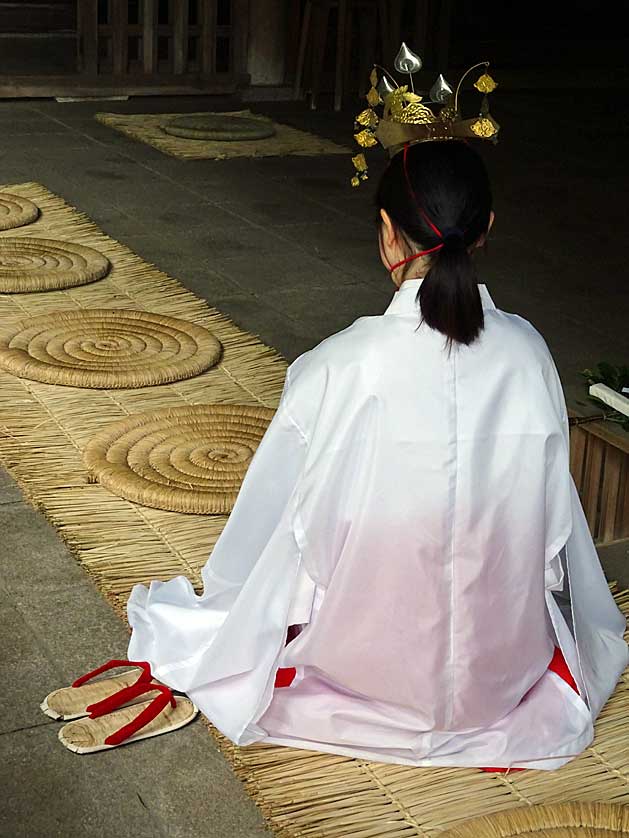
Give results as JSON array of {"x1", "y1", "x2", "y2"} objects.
[
  {"x1": 541, "y1": 353, "x2": 628, "y2": 713},
  {"x1": 127, "y1": 372, "x2": 310, "y2": 744},
  {"x1": 542, "y1": 356, "x2": 573, "y2": 591}
]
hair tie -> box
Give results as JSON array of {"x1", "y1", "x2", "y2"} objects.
[{"x1": 440, "y1": 227, "x2": 466, "y2": 250}]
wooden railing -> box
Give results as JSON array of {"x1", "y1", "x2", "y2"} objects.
[
  {"x1": 0, "y1": 0, "x2": 249, "y2": 98},
  {"x1": 78, "y1": 0, "x2": 247, "y2": 83},
  {"x1": 570, "y1": 418, "x2": 629, "y2": 546}
]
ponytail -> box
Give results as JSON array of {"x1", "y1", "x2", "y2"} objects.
[
  {"x1": 419, "y1": 233, "x2": 484, "y2": 347},
  {"x1": 375, "y1": 142, "x2": 492, "y2": 348}
]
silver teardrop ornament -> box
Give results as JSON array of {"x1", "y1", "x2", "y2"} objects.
[
  {"x1": 377, "y1": 75, "x2": 397, "y2": 98},
  {"x1": 429, "y1": 73, "x2": 454, "y2": 104},
  {"x1": 394, "y1": 42, "x2": 422, "y2": 75}
]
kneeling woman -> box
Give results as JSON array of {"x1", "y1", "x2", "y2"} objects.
[{"x1": 125, "y1": 141, "x2": 627, "y2": 769}]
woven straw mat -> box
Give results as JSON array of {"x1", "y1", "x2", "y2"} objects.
[
  {"x1": 0, "y1": 236, "x2": 110, "y2": 292},
  {"x1": 0, "y1": 191, "x2": 39, "y2": 231},
  {"x1": 1, "y1": 182, "x2": 629, "y2": 838},
  {"x1": 84, "y1": 404, "x2": 274, "y2": 514},
  {"x1": 0, "y1": 309, "x2": 222, "y2": 388},
  {"x1": 94, "y1": 109, "x2": 350, "y2": 160},
  {"x1": 440, "y1": 801, "x2": 629, "y2": 837}
]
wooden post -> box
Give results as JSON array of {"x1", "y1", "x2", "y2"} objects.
[
  {"x1": 231, "y1": 0, "x2": 251, "y2": 77},
  {"x1": 309, "y1": 1, "x2": 330, "y2": 110},
  {"x1": 199, "y1": 0, "x2": 216, "y2": 76},
  {"x1": 376, "y1": 0, "x2": 390, "y2": 65},
  {"x1": 601, "y1": 448, "x2": 623, "y2": 543},
  {"x1": 78, "y1": 0, "x2": 99, "y2": 75},
  {"x1": 413, "y1": 1, "x2": 430, "y2": 67},
  {"x1": 173, "y1": 0, "x2": 189, "y2": 74},
  {"x1": 143, "y1": 0, "x2": 157, "y2": 74},
  {"x1": 387, "y1": 0, "x2": 403, "y2": 62},
  {"x1": 285, "y1": 0, "x2": 303, "y2": 84},
  {"x1": 435, "y1": 0, "x2": 454, "y2": 70},
  {"x1": 293, "y1": 0, "x2": 312, "y2": 99},
  {"x1": 112, "y1": 0, "x2": 128, "y2": 76},
  {"x1": 582, "y1": 436, "x2": 605, "y2": 536},
  {"x1": 621, "y1": 463, "x2": 629, "y2": 538},
  {"x1": 334, "y1": 0, "x2": 348, "y2": 111}
]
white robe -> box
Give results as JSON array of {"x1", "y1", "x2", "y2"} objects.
[{"x1": 127, "y1": 279, "x2": 628, "y2": 769}]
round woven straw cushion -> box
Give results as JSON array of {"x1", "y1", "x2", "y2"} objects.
[
  {"x1": 0, "y1": 309, "x2": 222, "y2": 389},
  {"x1": 0, "y1": 192, "x2": 40, "y2": 231},
  {"x1": 84, "y1": 404, "x2": 275, "y2": 514},
  {"x1": 163, "y1": 113, "x2": 276, "y2": 141},
  {"x1": 441, "y1": 803, "x2": 629, "y2": 838},
  {"x1": 0, "y1": 237, "x2": 110, "y2": 293}
]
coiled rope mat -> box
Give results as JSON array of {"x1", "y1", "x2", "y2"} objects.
[
  {"x1": 1, "y1": 183, "x2": 629, "y2": 838},
  {"x1": 0, "y1": 309, "x2": 222, "y2": 388},
  {"x1": 163, "y1": 112, "x2": 277, "y2": 141},
  {"x1": 440, "y1": 801, "x2": 629, "y2": 837},
  {"x1": 0, "y1": 191, "x2": 39, "y2": 231},
  {"x1": 84, "y1": 404, "x2": 273, "y2": 513},
  {"x1": 0, "y1": 236, "x2": 110, "y2": 292}
]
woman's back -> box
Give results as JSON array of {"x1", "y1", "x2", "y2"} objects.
[{"x1": 281, "y1": 280, "x2": 565, "y2": 730}]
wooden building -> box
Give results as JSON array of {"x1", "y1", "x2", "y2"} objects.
[{"x1": 1, "y1": 1, "x2": 625, "y2": 101}]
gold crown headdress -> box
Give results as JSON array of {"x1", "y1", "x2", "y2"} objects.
[{"x1": 351, "y1": 43, "x2": 499, "y2": 186}]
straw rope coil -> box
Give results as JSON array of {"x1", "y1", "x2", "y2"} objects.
[
  {"x1": 0, "y1": 309, "x2": 223, "y2": 388},
  {"x1": 0, "y1": 236, "x2": 109, "y2": 292},
  {"x1": 440, "y1": 801, "x2": 629, "y2": 837},
  {"x1": 84, "y1": 404, "x2": 274, "y2": 514},
  {"x1": 163, "y1": 113, "x2": 277, "y2": 141},
  {"x1": 0, "y1": 192, "x2": 39, "y2": 231}
]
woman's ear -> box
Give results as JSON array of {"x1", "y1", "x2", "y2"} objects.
[
  {"x1": 475, "y1": 210, "x2": 495, "y2": 249},
  {"x1": 380, "y1": 209, "x2": 398, "y2": 248}
]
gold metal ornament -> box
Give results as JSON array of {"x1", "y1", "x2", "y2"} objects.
[
  {"x1": 350, "y1": 176, "x2": 361, "y2": 187},
  {"x1": 366, "y1": 86, "x2": 381, "y2": 107},
  {"x1": 352, "y1": 153, "x2": 368, "y2": 172},
  {"x1": 396, "y1": 101, "x2": 437, "y2": 125},
  {"x1": 438, "y1": 105, "x2": 457, "y2": 122},
  {"x1": 470, "y1": 116, "x2": 499, "y2": 138},
  {"x1": 356, "y1": 108, "x2": 378, "y2": 127},
  {"x1": 474, "y1": 73, "x2": 497, "y2": 94},
  {"x1": 354, "y1": 129, "x2": 378, "y2": 147}
]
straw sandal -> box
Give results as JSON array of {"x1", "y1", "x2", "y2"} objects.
[
  {"x1": 41, "y1": 659, "x2": 161, "y2": 721},
  {"x1": 59, "y1": 680, "x2": 197, "y2": 753}
]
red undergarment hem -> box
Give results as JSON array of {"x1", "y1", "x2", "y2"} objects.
[{"x1": 274, "y1": 643, "x2": 578, "y2": 774}]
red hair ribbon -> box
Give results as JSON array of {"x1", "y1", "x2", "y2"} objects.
[
  {"x1": 388, "y1": 243, "x2": 444, "y2": 273},
  {"x1": 384, "y1": 144, "x2": 447, "y2": 274}
]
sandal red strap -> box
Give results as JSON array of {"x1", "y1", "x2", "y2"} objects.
[
  {"x1": 86, "y1": 680, "x2": 168, "y2": 718},
  {"x1": 72, "y1": 659, "x2": 152, "y2": 689},
  {"x1": 102, "y1": 686, "x2": 177, "y2": 747}
]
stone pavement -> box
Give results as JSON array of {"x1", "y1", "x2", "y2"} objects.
[{"x1": 0, "y1": 90, "x2": 628, "y2": 836}]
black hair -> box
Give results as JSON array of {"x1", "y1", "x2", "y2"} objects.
[{"x1": 375, "y1": 141, "x2": 492, "y2": 347}]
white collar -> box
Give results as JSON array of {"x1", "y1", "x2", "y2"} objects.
[{"x1": 384, "y1": 278, "x2": 496, "y2": 316}]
